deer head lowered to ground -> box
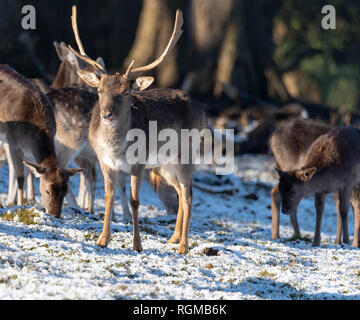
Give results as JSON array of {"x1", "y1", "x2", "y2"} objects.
[
  {"x1": 69, "y1": 6, "x2": 207, "y2": 254},
  {"x1": 0, "y1": 64, "x2": 83, "y2": 217},
  {"x1": 273, "y1": 124, "x2": 360, "y2": 247},
  {"x1": 4, "y1": 42, "x2": 101, "y2": 214}
]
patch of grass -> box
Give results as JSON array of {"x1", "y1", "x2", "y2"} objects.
[
  {"x1": 1, "y1": 211, "x2": 15, "y2": 222},
  {"x1": 84, "y1": 231, "x2": 99, "y2": 241},
  {"x1": 1, "y1": 208, "x2": 40, "y2": 225},
  {"x1": 0, "y1": 274, "x2": 18, "y2": 284},
  {"x1": 283, "y1": 234, "x2": 312, "y2": 243},
  {"x1": 258, "y1": 270, "x2": 276, "y2": 278},
  {"x1": 142, "y1": 226, "x2": 158, "y2": 236}
]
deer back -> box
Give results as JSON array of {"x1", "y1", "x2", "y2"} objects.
[
  {"x1": 48, "y1": 87, "x2": 97, "y2": 151},
  {"x1": 269, "y1": 119, "x2": 332, "y2": 172},
  {"x1": 0, "y1": 65, "x2": 56, "y2": 158}
]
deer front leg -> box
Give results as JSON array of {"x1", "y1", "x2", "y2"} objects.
[
  {"x1": 97, "y1": 160, "x2": 117, "y2": 247},
  {"x1": 271, "y1": 185, "x2": 281, "y2": 239},
  {"x1": 350, "y1": 187, "x2": 360, "y2": 247},
  {"x1": 5, "y1": 143, "x2": 17, "y2": 205},
  {"x1": 25, "y1": 170, "x2": 35, "y2": 203},
  {"x1": 290, "y1": 211, "x2": 300, "y2": 238},
  {"x1": 313, "y1": 192, "x2": 325, "y2": 246},
  {"x1": 118, "y1": 171, "x2": 131, "y2": 223},
  {"x1": 178, "y1": 182, "x2": 192, "y2": 254},
  {"x1": 130, "y1": 166, "x2": 145, "y2": 252},
  {"x1": 8, "y1": 147, "x2": 25, "y2": 206}
]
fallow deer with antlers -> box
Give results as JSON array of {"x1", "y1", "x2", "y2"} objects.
[{"x1": 69, "y1": 6, "x2": 207, "y2": 254}]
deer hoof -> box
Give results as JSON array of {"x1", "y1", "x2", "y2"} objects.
[
  {"x1": 271, "y1": 233, "x2": 280, "y2": 240},
  {"x1": 312, "y1": 241, "x2": 320, "y2": 247},
  {"x1": 178, "y1": 242, "x2": 189, "y2": 255},
  {"x1": 97, "y1": 234, "x2": 110, "y2": 247},
  {"x1": 168, "y1": 234, "x2": 180, "y2": 244},
  {"x1": 133, "y1": 242, "x2": 143, "y2": 253}
]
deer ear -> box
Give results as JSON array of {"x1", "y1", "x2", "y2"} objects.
[
  {"x1": 64, "y1": 168, "x2": 84, "y2": 177},
  {"x1": 23, "y1": 161, "x2": 46, "y2": 178},
  {"x1": 132, "y1": 77, "x2": 154, "y2": 92},
  {"x1": 54, "y1": 42, "x2": 80, "y2": 69},
  {"x1": 77, "y1": 70, "x2": 101, "y2": 87},
  {"x1": 96, "y1": 57, "x2": 106, "y2": 70},
  {"x1": 295, "y1": 167, "x2": 317, "y2": 182}
]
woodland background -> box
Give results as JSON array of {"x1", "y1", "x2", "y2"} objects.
[{"x1": 0, "y1": 0, "x2": 359, "y2": 147}]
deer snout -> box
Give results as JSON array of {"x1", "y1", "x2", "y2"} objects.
[
  {"x1": 45, "y1": 207, "x2": 62, "y2": 219},
  {"x1": 102, "y1": 111, "x2": 114, "y2": 119}
]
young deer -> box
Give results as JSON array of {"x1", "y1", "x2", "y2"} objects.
[
  {"x1": 0, "y1": 64, "x2": 82, "y2": 217},
  {"x1": 275, "y1": 125, "x2": 360, "y2": 246},
  {"x1": 70, "y1": 6, "x2": 207, "y2": 254},
  {"x1": 269, "y1": 119, "x2": 332, "y2": 242}
]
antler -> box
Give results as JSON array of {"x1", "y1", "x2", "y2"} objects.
[
  {"x1": 68, "y1": 5, "x2": 107, "y2": 74},
  {"x1": 124, "y1": 9, "x2": 184, "y2": 78}
]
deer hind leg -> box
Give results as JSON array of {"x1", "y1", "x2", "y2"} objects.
[
  {"x1": 87, "y1": 160, "x2": 97, "y2": 213},
  {"x1": 117, "y1": 171, "x2": 131, "y2": 224},
  {"x1": 130, "y1": 166, "x2": 145, "y2": 252},
  {"x1": 97, "y1": 160, "x2": 117, "y2": 247},
  {"x1": 74, "y1": 157, "x2": 96, "y2": 213},
  {"x1": 313, "y1": 192, "x2": 326, "y2": 246},
  {"x1": 168, "y1": 182, "x2": 183, "y2": 244},
  {"x1": 271, "y1": 185, "x2": 281, "y2": 239},
  {"x1": 158, "y1": 183, "x2": 179, "y2": 215},
  {"x1": 334, "y1": 192, "x2": 342, "y2": 244},
  {"x1": 338, "y1": 187, "x2": 351, "y2": 245},
  {"x1": 74, "y1": 157, "x2": 90, "y2": 209},
  {"x1": 178, "y1": 182, "x2": 192, "y2": 254},
  {"x1": 350, "y1": 186, "x2": 360, "y2": 247},
  {"x1": 174, "y1": 164, "x2": 194, "y2": 255}
]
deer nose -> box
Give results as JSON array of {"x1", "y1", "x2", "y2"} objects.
[{"x1": 102, "y1": 111, "x2": 114, "y2": 120}]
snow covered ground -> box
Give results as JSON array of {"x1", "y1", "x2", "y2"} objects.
[{"x1": 0, "y1": 154, "x2": 359, "y2": 300}]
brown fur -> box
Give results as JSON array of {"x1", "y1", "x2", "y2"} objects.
[
  {"x1": 85, "y1": 73, "x2": 207, "y2": 254},
  {"x1": 277, "y1": 126, "x2": 360, "y2": 246},
  {"x1": 0, "y1": 64, "x2": 81, "y2": 217}
]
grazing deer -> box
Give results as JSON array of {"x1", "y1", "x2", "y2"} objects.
[
  {"x1": 0, "y1": 64, "x2": 82, "y2": 217},
  {"x1": 4, "y1": 43, "x2": 101, "y2": 212},
  {"x1": 69, "y1": 6, "x2": 206, "y2": 254},
  {"x1": 274, "y1": 125, "x2": 360, "y2": 246},
  {"x1": 269, "y1": 119, "x2": 332, "y2": 242}
]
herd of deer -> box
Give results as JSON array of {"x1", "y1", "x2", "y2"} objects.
[{"x1": 0, "y1": 6, "x2": 359, "y2": 256}]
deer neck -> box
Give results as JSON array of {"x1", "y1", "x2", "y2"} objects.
[{"x1": 302, "y1": 167, "x2": 340, "y2": 196}]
